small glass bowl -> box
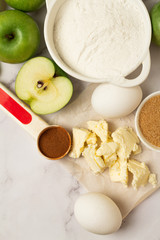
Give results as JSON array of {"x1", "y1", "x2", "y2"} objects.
[{"x1": 135, "y1": 91, "x2": 160, "y2": 152}]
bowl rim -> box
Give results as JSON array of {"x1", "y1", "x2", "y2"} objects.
[
  {"x1": 44, "y1": 0, "x2": 151, "y2": 83},
  {"x1": 135, "y1": 91, "x2": 160, "y2": 152}
]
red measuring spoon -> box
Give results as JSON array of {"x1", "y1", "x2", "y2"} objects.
[{"x1": 0, "y1": 83, "x2": 71, "y2": 160}]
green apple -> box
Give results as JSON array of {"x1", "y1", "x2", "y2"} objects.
[
  {"x1": 4, "y1": 0, "x2": 45, "y2": 12},
  {"x1": 0, "y1": 10, "x2": 40, "y2": 63},
  {"x1": 15, "y1": 57, "x2": 73, "y2": 115},
  {"x1": 150, "y1": 2, "x2": 160, "y2": 45}
]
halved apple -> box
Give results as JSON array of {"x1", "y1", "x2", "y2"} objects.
[{"x1": 15, "y1": 57, "x2": 73, "y2": 115}]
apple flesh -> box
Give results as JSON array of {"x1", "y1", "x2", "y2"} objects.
[
  {"x1": 4, "y1": 0, "x2": 45, "y2": 12},
  {"x1": 15, "y1": 57, "x2": 73, "y2": 115},
  {"x1": 0, "y1": 10, "x2": 40, "y2": 63}
]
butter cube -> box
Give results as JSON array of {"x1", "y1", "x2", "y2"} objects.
[
  {"x1": 109, "y1": 158, "x2": 128, "y2": 186},
  {"x1": 82, "y1": 145, "x2": 105, "y2": 174},
  {"x1": 96, "y1": 142, "x2": 118, "y2": 168},
  {"x1": 148, "y1": 173, "x2": 157, "y2": 188},
  {"x1": 112, "y1": 127, "x2": 140, "y2": 159},
  {"x1": 109, "y1": 160, "x2": 121, "y2": 182},
  {"x1": 86, "y1": 132, "x2": 97, "y2": 145},
  {"x1": 69, "y1": 128, "x2": 90, "y2": 158},
  {"x1": 133, "y1": 145, "x2": 142, "y2": 155},
  {"x1": 127, "y1": 159, "x2": 150, "y2": 190},
  {"x1": 103, "y1": 153, "x2": 117, "y2": 167},
  {"x1": 96, "y1": 142, "x2": 119, "y2": 157},
  {"x1": 87, "y1": 120, "x2": 108, "y2": 142}
]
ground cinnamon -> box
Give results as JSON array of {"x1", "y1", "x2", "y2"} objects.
[
  {"x1": 38, "y1": 126, "x2": 71, "y2": 159},
  {"x1": 139, "y1": 95, "x2": 160, "y2": 147}
]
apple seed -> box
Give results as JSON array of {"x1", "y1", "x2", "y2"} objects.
[{"x1": 37, "y1": 80, "x2": 44, "y2": 88}]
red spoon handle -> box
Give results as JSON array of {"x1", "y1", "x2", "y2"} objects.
[
  {"x1": 0, "y1": 83, "x2": 48, "y2": 139},
  {"x1": 0, "y1": 87, "x2": 32, "y2": 124}
]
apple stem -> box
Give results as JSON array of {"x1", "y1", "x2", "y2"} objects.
[{"x1": 5, "y1": 33, "x2": 14, "y2": 40}]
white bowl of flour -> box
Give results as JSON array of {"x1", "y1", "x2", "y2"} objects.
[{"x1": 44, "y1": 0, "x2": 151, "y2": 87}]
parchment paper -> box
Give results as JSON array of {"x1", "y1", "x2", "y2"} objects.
[{"x1": 50, "y1": 84, "x2": 160, "y2": 218}]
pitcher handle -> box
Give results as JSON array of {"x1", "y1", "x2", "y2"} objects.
[{"x1": 108, "y1": 51, "x2": 151, "y2": 87}]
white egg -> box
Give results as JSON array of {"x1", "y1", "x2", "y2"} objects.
[
  {"x1": 74, "y1": 192, "x2": 122, "y2": 235},
  {"x1": 91, "y1": 83, "x2": 142, "y2": 118}
]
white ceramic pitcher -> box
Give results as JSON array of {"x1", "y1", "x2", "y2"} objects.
[{"x1": 44, "y1": 0, "x2": 151, "y2": 87}]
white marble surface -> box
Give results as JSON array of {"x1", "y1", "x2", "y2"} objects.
[{"x1": 0, "y1": 1, "x2": 160, "y2": 240}]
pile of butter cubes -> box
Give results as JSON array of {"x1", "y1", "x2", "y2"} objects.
[{"x1": 69, "y1": 120, "x2": 157, "y2": 190}]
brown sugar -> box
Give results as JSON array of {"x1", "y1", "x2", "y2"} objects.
[
  {"x1": 139, "y1": 95, "x2": 160, "y2": 147},
  {"x1": 38, "y1": 126, "x2": 71, "y2": 159}
]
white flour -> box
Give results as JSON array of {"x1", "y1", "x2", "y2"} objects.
[{"x1": 53, "y1": 0, "x2": 146, "y2": 79}]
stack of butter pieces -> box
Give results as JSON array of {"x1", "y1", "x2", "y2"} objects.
[{"x1": 69, "y1": 120, "x2": 157, "y2": 190}]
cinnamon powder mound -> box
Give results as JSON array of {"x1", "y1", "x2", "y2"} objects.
[
  {"x1": 38, "y1": 126, "x2": 71, "y2": 159},
  {"x1": 139, "y1": 95, "x2": 160, "y2": 147}
]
